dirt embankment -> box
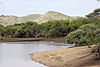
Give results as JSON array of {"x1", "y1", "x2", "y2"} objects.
[
  {"x1": 0, "y1": 37, "x2": 66, "y2": 42},
  {"x1": 32, "y1": 46, "x2": 100, "y2": 67}
]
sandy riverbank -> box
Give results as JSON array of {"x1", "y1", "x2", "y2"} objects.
[{"x1": 32, "y1": 46, "x2": 100, "y2": 67}]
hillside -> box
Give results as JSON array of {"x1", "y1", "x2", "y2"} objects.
[
  {"x1": 0, "y1": 11, "x2": 77, "y2": 26},
  {"x1": 0, "y1": 14, "x2": 41, "y2": 26},
  {"x1": 34, "y1": 11, "x2": 75, "y2": 23}
]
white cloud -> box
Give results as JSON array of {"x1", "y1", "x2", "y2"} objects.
[
  {"x1": 0, "y1": 2, "x2": 3, "y2": 4},
  {"x1": 0, "y1": 0, "x2": 98, "y2": 16}
]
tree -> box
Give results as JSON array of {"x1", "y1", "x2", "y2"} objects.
[
  {"x1": 0, "y1": 24, "x2": 5, "y2": 37},
  {"x1": 16, "y1": 21, "x2": 42, "y2": 38},
  {"x1": 41, "y1": 20, "x2": 69, "y2": 37},
  {"x1": 31, "y1": 23, "x2": 42, "y2": 38},
  {"x1": 86, "y1": 9, "x2": 100, "y2": 18},
  {"x1": 5, "y1": 25, "x2": 18, "y2": 37},
  {"x1": 86, "y1": 9, "x2": 100, "y2": 22},
  {"x1": 41, "y1": 21, "x2": 54, "y2": 37},
  {"x1": 68, "y1": 18, "x2": 89, "y2": 32},
  {"x1": 66, "y1": 24, "x2": 100, "y2": 46},
  {"x1": 41, "y1": 18, "x2": 89, "y2": 38}
]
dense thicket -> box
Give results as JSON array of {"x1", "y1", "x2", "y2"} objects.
[{"x1": 0, "y1": 18, "x2": 89, "y2": 38}]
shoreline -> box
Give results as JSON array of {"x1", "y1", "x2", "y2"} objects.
[
  {"x1": 0, "y1": 37, "x2": 66, "y2": 42},
  {"x1": 32, "y1": 46, "x2": 100, "y2": 67}
]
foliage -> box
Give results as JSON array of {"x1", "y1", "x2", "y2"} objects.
[
  {"x1": 16, "y1": 21, "x2": 42, "y2": 38},
  {"x1": 4, "y1": 25, "x2": 18, "y2": 37},
  {"x1": 0, "y1": 24, "x2": 5, "y2": 37},
  {"x1": 68, "y1": 18, "x2": 89, "y2": 32},
  {"x1": 66, "y1": 24, "x2": 100, "y2": 46},
  {"x1": 86, "y1": 9, "x2": 100, "y2": 18},
  {"x1": 41, "y1": 18, "x2": 88, "y2": 37},
  {"x1": 0, "y1": 17, "x2": 89, "y2": 38},
  {"x1": 66, "y1": 9, "x2": 100, "y2": 46},
  {"x1": 86, "y1": 8, "x2": 100, "y2": 23}
]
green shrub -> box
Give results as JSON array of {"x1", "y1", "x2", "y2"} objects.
[{"x1": 66, "y1": 24, "x2": 100, "y2": 46}]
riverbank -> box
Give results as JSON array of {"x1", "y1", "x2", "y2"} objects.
[
  {"x1": 0, "y1": 37, "x2": 66, "y2": 42},
  {"x1": 32, "y1": 46, "x2": 100, "y2": 67}
]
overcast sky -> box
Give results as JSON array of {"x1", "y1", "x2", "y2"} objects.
[{"x1": 0, "y1": 0, "x2": 100, "y2": 16}]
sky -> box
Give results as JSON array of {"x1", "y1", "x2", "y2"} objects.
[{"x1": 0, "y1": 0, "x2": 100, "y2": 17}]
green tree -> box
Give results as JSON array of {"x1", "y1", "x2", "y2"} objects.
[
  {"x1": 86, "y1": 9, "x2": 100, "y2": 23},
  {"x1": 41, "y1": 21, "x2": 54, "y2": 37},
  {"x1": 5, "y1": 25, "x2": 18, "y2": 38},
  {"x1": 68, "y1": 18, "x2": 89, "y2": 32},
  {"x1": 0, "y1": 24, "x2": 5, "y2": 37},
  {"x1": 66, "y1": 24, "x2": 100, "y2": 46},
  {"x1": 16, "y1": 21, "x2": 42, "y2": 38}
]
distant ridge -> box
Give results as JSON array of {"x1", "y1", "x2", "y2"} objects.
[{"x1": 0, "y1": 11, "x2": 78, "y2": 26}]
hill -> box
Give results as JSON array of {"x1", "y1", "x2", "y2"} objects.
[{"x1": 0, "y1": 11, "x2": 77, "y2": 26}]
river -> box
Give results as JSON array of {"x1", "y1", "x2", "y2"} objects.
[{"x1": 0, "y1": 41, "x2": 72, "y2": 67}]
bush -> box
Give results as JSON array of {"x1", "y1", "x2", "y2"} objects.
[{"x1": 66, "y1": 24, "x2": 100, "y2": 46}]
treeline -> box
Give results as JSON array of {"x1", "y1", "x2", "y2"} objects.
[{"x1": 0, "y1": 18, "x2": 89, "y2": 38}]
